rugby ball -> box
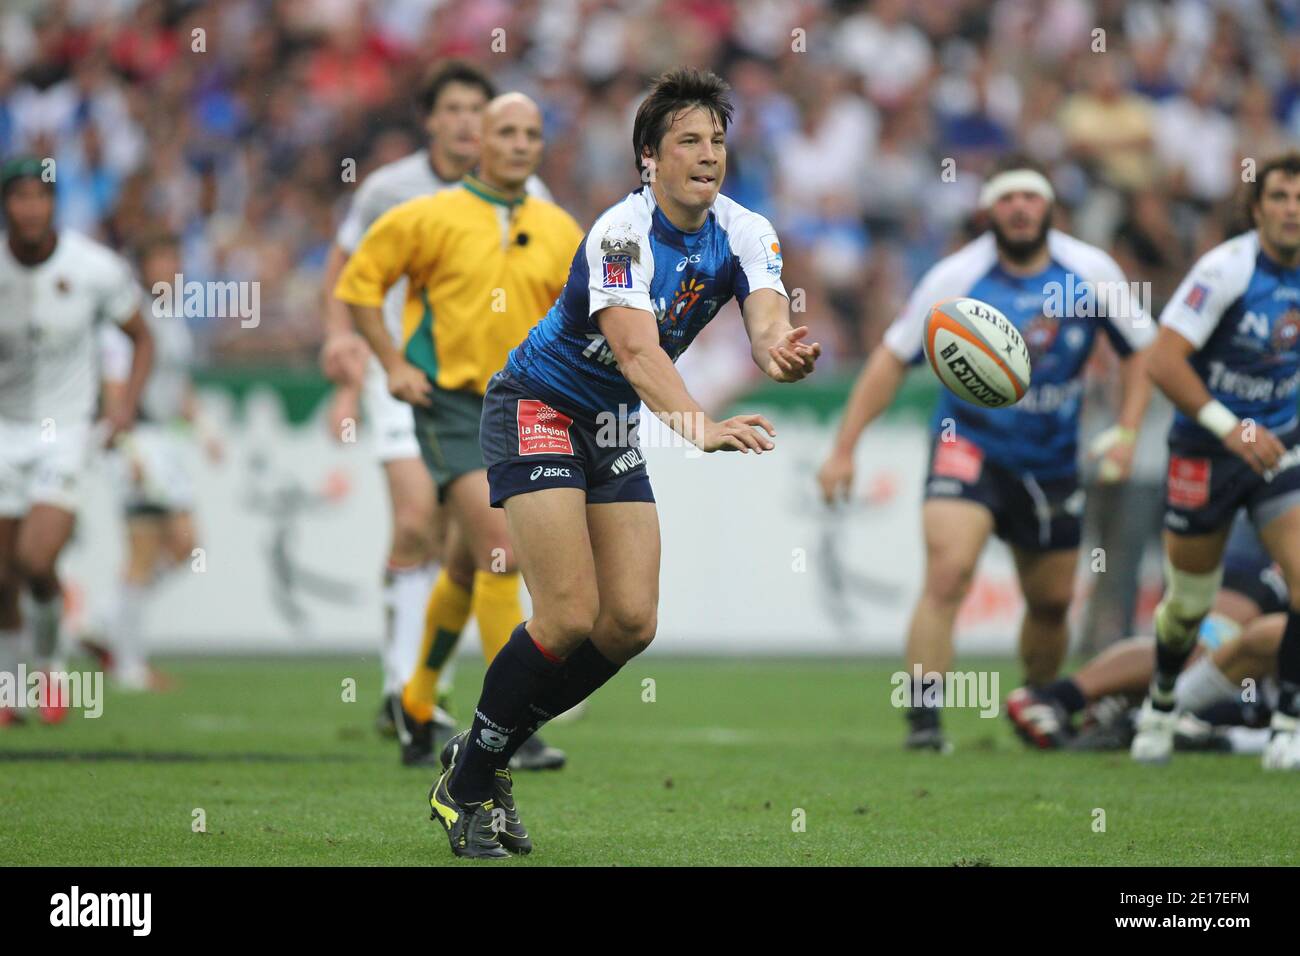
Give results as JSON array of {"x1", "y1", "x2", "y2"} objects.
[{"x1": 923, "y1": 297, "x2": 1031, "y2": 408}]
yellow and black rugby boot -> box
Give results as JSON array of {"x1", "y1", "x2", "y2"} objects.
[
  {"x1": 441, "y1": 731, "x2": 532, "y2": 855},
  {"x1": 427, "y1": 768, "x2": 509, "y2": 859}
]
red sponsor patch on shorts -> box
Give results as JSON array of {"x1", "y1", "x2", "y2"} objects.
[
  {"x1": 1168, "y1": 455, "x2": 1211, "y2": 509},
  {"x1": 932, "y1": 436, "x2": 984, "y2": 484},
  {"x1": 516, "y1": 399, "x2": 574, "y2": 456}
]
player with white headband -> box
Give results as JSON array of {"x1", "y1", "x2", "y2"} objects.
[
  {"x1": 1131, "y1": 151, "x2": 1300, "y2": 769},
  {"x1": 819, "y1": 153, "x2": 1154, "y2": 753}
]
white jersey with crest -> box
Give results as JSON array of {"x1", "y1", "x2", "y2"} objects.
[{"x1": 0, "y1": 230, "x2": 139, "y2": 425}]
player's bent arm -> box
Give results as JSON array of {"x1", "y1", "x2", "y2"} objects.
[
  {"x1": 740, "y1": 288, "x2": 820, "y2": 382},
  {"x1": 597, "y1": 306, "x2": 774, "y2": 453},
  {"x1": 1114, "y1": 346, "x2": 1152, "y2": 434},
  {"x1": 117, "y1": 310, "x2": 155, "y2": 423},
  {"x1": 320, "y1": 243, "x2": 366, "y2": 387},
  {"x1": 829, "y1": 347, "x2": 908, "y2": 457},
  {"x1": 1147, "y1": 326, "x2": 1283, "y2": 472},
  {"x1": 345, "y1": 302, "x2": 431, "y2": 408},
  {"x1": 1147, "y1": 326, "x2": 1226, "y2": 426}
]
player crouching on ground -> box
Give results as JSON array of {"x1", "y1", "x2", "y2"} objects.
[
  {"x1": 1131, "y1": 152, "x2": 1300, "y2": 769},
  {"x1": 427, "y1": 68, "x2": 819, "y2": 858}
]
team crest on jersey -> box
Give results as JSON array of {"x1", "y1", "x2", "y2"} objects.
[
  {"x1": 602, "y1": 254, "x2": 632, "y2": 290},
  {"x1": 1023, "y1": 314, "x2": 1058, "y2": 358},
  {"x1": 1270, "y1": 307, "x2": 1300, "y2": 354}
]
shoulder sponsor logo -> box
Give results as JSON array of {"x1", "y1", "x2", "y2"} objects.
[
  {"x1": 599, "y1": 221, "x2": 642, "y2": 263},
  {"x1": 516, "y1": 399, "x2": 575, "y2": 456},
  {"x1": 759, "y1": 233, "x2": 782, "y2": 276}
]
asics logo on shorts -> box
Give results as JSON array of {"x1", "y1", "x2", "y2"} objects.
[{"x1": 529, "y1": 466, "x2": 572, "y2": 480}]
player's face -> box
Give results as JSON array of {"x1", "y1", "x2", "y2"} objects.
[
  {"x1": 988, "y1": 190, "x2": 1050, "y2": 260},
  {"x1": 426, "y1": 82, "x2": 491, "y2": 166},
  {"x1": 2, "y1": 178, "x2": 55, "y2": 245},
  {"x1": 479, "y1": 101, "x2": 544, "y2": 190},
  {"x1": 1253, "y1": 170, "x2": 1300, "y2": 257},
  {"x1": 648, "y1": 106, "x2": 726, "y2": 212}
]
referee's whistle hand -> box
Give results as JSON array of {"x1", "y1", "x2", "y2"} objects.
[{"x1": 387, "y1": 362, "x2": 434, "y2": 407}]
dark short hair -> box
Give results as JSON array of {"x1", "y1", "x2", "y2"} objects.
[
  {"x1": 416, "y1": 61, "x2": 496, "y2": 116},
  {"x1": 632, "y1": 68, "x2": 733, "y2": 176},
  {"x1": 1251, "y1": 151, "x2": 1300, "y2": 205}
]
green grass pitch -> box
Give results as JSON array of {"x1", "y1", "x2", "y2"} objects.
[{"x1": 2, "y1": 656, "x2": 1296, "y2": 866}]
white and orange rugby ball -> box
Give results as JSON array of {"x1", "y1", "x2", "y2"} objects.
[{"x1": 923, "y1": 297, "x2": 1031, "y2": 409}]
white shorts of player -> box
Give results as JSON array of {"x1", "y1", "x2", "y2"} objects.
[
  {"x1": 115, "y1": 423, "x2": 196, "y2": 514},
  {"x1": 362, "y1": 356, "x2": 420, "y2": 464},
  {"x1": 0, "y1": 418, "x2": 94, "y2": 516}
]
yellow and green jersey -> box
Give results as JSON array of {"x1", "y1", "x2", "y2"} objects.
[{"x1": 335, "y1": 174, "x2": 583, "y2": 395}]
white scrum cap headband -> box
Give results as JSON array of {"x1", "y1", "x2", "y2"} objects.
[{"x1": 979, "y1": 169, "x2": 1055, "y2": 209}]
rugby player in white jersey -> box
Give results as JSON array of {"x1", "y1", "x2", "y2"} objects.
[
  {"x1": 818, "y1": 154, "x2": 1153, "y2": 753},
  {"x1": 1130, "y1": 153, "x2": 1300, "y2": 769},
  {"x1": 320, "y1": 63, "x2": 563, "y2": 769},
  {"x1": 96, "y1": 232, "x2": 221, "y2": 691},
  {"x1": 0, "y1": 156, "x2": 154, "y2": 724}
]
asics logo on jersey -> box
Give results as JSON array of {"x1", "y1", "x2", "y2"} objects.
[{"x1": 675, "y1": 254, "x2": 701, "y2": 271}]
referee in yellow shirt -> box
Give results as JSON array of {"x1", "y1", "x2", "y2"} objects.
[{"x1": 336, "y1": 94, "x2": 583, "y2": 778}]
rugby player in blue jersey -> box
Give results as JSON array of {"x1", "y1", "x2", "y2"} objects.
[
  {"x1": 1131, "y1": 152, "x2": 1300, "y2": 769},
  {"x1": 818, "y1": 154, "x2": 1154, "y2": 753},
  {"x1": 427, "y1": 69, "x2": 820, "y2": 858}
]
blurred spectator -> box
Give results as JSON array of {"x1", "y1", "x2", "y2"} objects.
[{"x1": 0, "y1": 0, "x2": 1295, "y2": 372}]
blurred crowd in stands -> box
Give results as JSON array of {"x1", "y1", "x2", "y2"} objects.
[{"x1": 2, "y1": 0, "x2": 1298, "y2": 377}]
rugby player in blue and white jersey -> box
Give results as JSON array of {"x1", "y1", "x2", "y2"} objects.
[
  {"x1": 818, "y1": 154, "x2": 1154, "y2": 753},
  {"x1": 427, "y1": 69, "x2": 820, "y2": 858},
  {"x1": 1131, "y1": 152, "x2": 1300, "y2": 769}
]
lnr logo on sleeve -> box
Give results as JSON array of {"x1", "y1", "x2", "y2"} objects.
[{"x1": 602, "y1": 254, "x2": 632, "y2": 289}]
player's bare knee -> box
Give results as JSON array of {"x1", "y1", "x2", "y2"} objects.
[
  {"x1": 598, "y1": 605, "x2": 657, "y2": 658},
  {"x1": 1025, "y1": 594, "x2": 1071, "y2": 623},
  {"x1": 923, "y1": 559, "x2": 975, "y2": 609},
  {"x1": 390, "y1": 510, "x2": 434, "y2": 563},
  {"x1": 13, "y1": 550, "x2": 56, "y2": 587}
]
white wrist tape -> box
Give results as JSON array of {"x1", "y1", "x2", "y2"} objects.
[{"x1": 1196, "y1": 400, "x2": 1239, "y2": 440}]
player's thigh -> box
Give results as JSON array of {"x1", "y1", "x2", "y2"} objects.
[
  {"x1": 586, "y1": 501, "x2": 660, "y2": 662},
  {"x1": 0, "y1": 517, "x2": 18, "y2": 589},
  {"x1": 162, "y1": 511, "x2": 199, "y2": 565},
  {"x1": 1257, "y1": 504, "x2": 1300, "y2": 610},
  {"x1": 502, "y1": 487, "x2": 597, "y2": 654},
  {"x1": 920, "y1": 498, "x2": 993, "y2": 598},
  {"x1": 126, "y1": 515, "x2": 167, "y2": 579},
  {"x1": 15, "y1": 504, "x2": 76, "y2": 577},
  {"x1": 445, "y1": 469, "x2": 512, "y2": 571},
  {"x1": 1012, "y1": 546, "x2": 1078, "y2": 615},
  {"x1": 1162, "y1": 525, "x2": 1232, "y2": 575}
]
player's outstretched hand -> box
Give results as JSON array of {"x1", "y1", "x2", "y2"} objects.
[
  {"x1": 699, "y1": 414, "x2": 776, "y2": 453},
  {"x1": 817, "y1": 449, "x2": 854, "y2": 503},
  {"x1": 766, "y1": 326, "x2": 821, "y2": 383},
  {"x1": 387, "y1": 361, "x2": 433, "y2": 407},
  {"x1": 1223, "y1": 421, "x2": 1285, "y2": 475}
]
